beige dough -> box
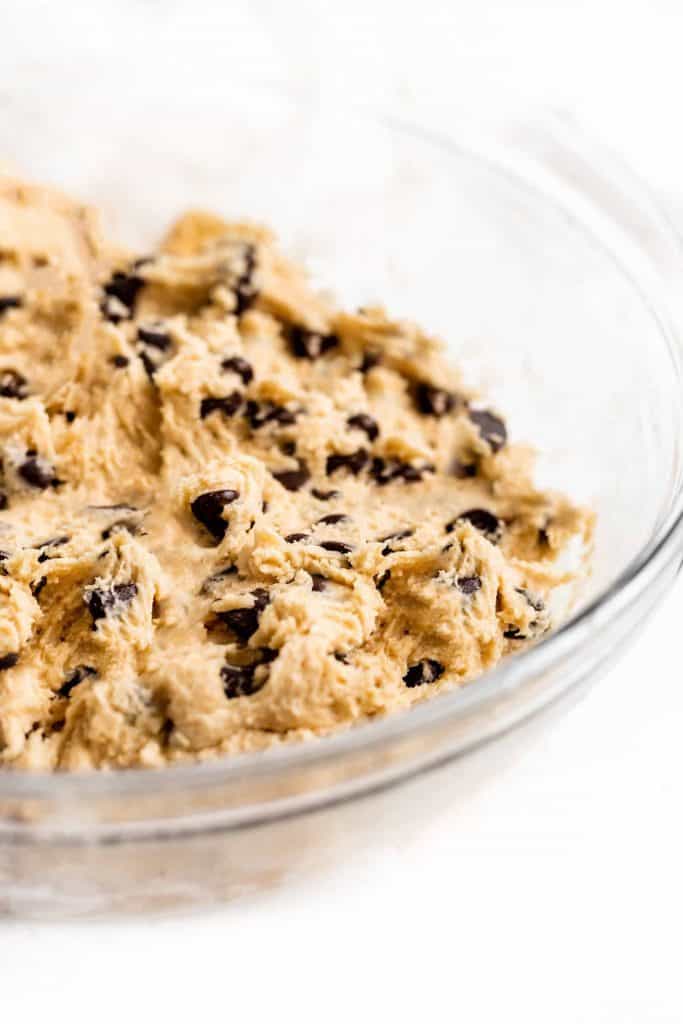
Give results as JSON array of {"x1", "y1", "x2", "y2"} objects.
[{"x1": 0, "y1": 175, "x2": 592, "y2": 770}]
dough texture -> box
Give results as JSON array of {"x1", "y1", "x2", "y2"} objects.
[{"x1": 0, "y1": 176, "x2": 592, "y2": 770}]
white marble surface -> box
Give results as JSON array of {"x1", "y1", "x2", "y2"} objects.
[{"x1": 2, "y1": 2, "x2": 683, "y2": 1020}]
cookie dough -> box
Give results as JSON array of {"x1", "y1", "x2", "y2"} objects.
[{"x1": 0, "y1": 175, "x2": 592, "y2": 770}]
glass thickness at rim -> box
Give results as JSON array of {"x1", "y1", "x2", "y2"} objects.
[{"x1": 2, "y1": 99, "x2": 683, "y2": 816}]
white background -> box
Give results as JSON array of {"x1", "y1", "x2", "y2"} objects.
[{"x1": 3, "y1": 2, "x2": 683, "y2": 1021}]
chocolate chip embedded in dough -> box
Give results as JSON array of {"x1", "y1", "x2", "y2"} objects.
[
  {"x1": 316, "y1": 513, "x2": 350, "y2": 526},
  {"x1": 380, "y1": 529, "x2": 414, "y2": 556},
  {"x1": 326, "y1": 449, "x2": 368, "y2": 477},
  {"x1": 233, "y1": 244, "x2": 259, "y2": 316},
  {"x1": 0, "y1": 652, "x2": 19, "y2": 671},
  {"x1": 290, "y1": 327, "x2": 339, "y2": 360},
  {"x1": 218, "y1": 588, "x2": 270, "y2": 642},
  {"x1": 137, "y1": 325, "x2": 171, "y2": 351},
  {"x1": 414, "y1": 383, "x2": 457, "y2": 417},
  {"x1": 312, "y1": 488, "x2": 340, "y2": 502},
  {"x1": 84, "y1": 582, "x2": 138, "y2": 625},
  {"x1": 58, "y1": 665, "x2": 97, "y2": 699},
  {"x1": 272, "y1": 459, "x2": 311, "y2": 492},
  {"x1": 359, "y1": 351, "x2": 381, "y2": 373},
  {"x1": 191, "y1": 489, "x2": 239, "y2": 541},
  {"x1": 0, "y1": 492, "x2": 7, "y2": 510},
  {"x1": 347, "y1": 413, "x2": 379, "y2": 442},
  {"x1": 110, "y1": 354, "x2": 130, "y2": 369},
  {"x1": 318, "y1": 540, "x2": 353, "y2": 554},
  {"x1": 200, "y1": 393, "x2": 244, "y2": 420},
  {"x1": 36, "y1": 535, "x2": 70, "y2": 562},
  {"x1": 370, "y1": 457, "x2": 435, "y2": 486},
  {"x1": 0, "y1": 296, "x2": 22, "y2": 316},
  {"x1": 310, "y1": 574, "x2": 327, "y2": 592},
  {"x1": 284, "y1": 532, "x2": 310, "y2": 544},
  {"x1": 245, "y1": 400, "x2": 298, "y2": 430},
  {"x1": 403, "y1": 658, "x2": 444, "y2": 688},
  {"x1": 221, "y1": 661, "x2": 264, "y2": 699},
  {"x1": 375, "y1": 570, "x2": 391, "y2": 591},
  {"x1": 100, "y1": 271, "x2": 144, "y2": 323},
  {"x1": 447, "y1": 508, "x2": 501, "y2": 540},
  {"x1": 221, "y1": 355, "x2": 254, "y2": 385},
  {"x1": 450, "y1": 458, "x2": 477, "y2": 479},
  {"x1": 468, "y1": 408, "x2": 507, "y2": 453},
  {"x1": 457, "y1": 575, "x2": 482, "y2": 595},
  {"x1": 0, "y1": 370, "x2": 29, "y2": 400},
  {"x1": 503, "y1": 626, "x2": 526, "y2": 640},
  {"x1": 18, "y1": 454, "x2": 60, "y2": 490}
]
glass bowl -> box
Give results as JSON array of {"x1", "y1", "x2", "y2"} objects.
[{"x1": 2, "y1": 82, "x2": 683, "y2": 917}]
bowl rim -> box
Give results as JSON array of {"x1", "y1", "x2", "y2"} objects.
[{"x1": 2, "y1": 97, "x2": 683, "y2": 811}]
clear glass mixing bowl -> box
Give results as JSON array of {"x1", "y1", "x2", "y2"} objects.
[{"x1": 2, "y1": 83, "x2": 683, "y2": 916}]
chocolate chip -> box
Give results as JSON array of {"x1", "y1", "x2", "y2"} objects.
[
  {"x1": 285, "y1": 532, "x2": 310, "y2": 543},
  {"x1": 36, "y1": 535, "x2": 70, "y2": 562},
  {"x1": 65, "y1": 411, "x2": 76, "y2": 423},
  {"x1": 316, "y1": 513, "x2": 350, "y2": 526},
  {"x1": 359, "y1": 351, "x2": 381, "y2": 373},
  {"x1": 468, "y1": 408, "x2": 507, "y2": 452},
  {"x1": 58, "y1": 665, "x2": 97, "y2": 699},
  {"x1": 516, "y1": 588, "x2": 545, "y2": 613},
  {"x1": 245, "y1": 400, "x2": 298, "y2": 429},
  {"x1": 311, "y1": 573, "x2": 327, "y2": 592},
  {"x1": 290, "y1": 327, "x2": 339, "y2": 360},
  {"x1": 280, "y1": 441, "x2": 297, "y2": 456},
  {"x1": 191, "y1": 489, "x2": 239, "y2": 540},
  {"x1": 375, "y1": 569, "x2": 391, "y2": 591},
  {"x1": 319, "y1": 540, "x2": 353, "y2": 554},
  {"x1": 333, "y1": 652, "x2": 349, "y2": 664},
  {"x1": 233, "y1": 244, "x2": 258, "y2": 316},
  {"x1": 31, "y1": 576, "x2": 47, "y2": 599},
  {"x1": 326, "y1": 449, "x2": 368, "y2": 476},
  {"x1": 200, "y1": 392, "x2": 243, "y2": 420},
  {"x1": 0, "y1": 296, "x2": 22, "y2": 316},
  {"x1": 370, "y1": 457, "x2": 435, "y2": 486},
  {"x1": 447, "y1": 508, "x2": 501, "y2": 539},
  {"x1": 0, "y1": 550, "x2": 9, "y2": 561},
  {"x1": 0, "y1": 369, "x2": 29, "y2": 399},
  {"x1": 221, "y1": 663, "x2": 263, "y2": 699},
  {"x1": 218, "y1": 588, "x2": 270, "y2": 642},
  {"x1": 312, "y1": 488, "x2": 340, "y2": 501},
  {"x1": 403, "y1": 658, "x2": 444, "y2": 688},
  {"x1": 84, "y1": 582, "x2": 138, "y2": 625},
  {"x1": 18, "y1": 455, "x2": 60, "y2": 489},
  {"x1": 503, "y1": 626, "x2": 525, "y2": 640},
  {"x1": 347, "y1": 413, "x2": 379, "y2": 442},
  {"x1": 221, "y1": 354, "x2": 254, "y2": 385},
  {"x1": 380, "y1": 529, "x2": 414, "y2": 556},
  {"x1": 199, "y1": 564, "x2": 238, "y2": 594},
  {"x1": 272, "y1": 459, "x2": 311, "y2": 492},
  {"x1": 0, "y1": 652, "x2": 19, "y2": 671},
  {"x1": 457, "y1": 575, "x2": 482, "y2": 595},
  {"x1": 0, "y1": 492, "x2": 7, "y2": 510},
  {"x1": 101, "y1": 271, "x2": 144, "y2": 323},
  {"x1": 450, "y1": 459, "x2": 477, "y2": 479},
  {"x1": 110, "y1": 354, "x2": 130, "y2": 369},
  {"x1": 414, "y1": 383, "x2": 457, "y2": 417},
  {"x1": 138, "y1": 325, "x2": 171, "y2": 350},
  {"x1": 259, "y1": 647, "x2": 279, "y2": 663}
]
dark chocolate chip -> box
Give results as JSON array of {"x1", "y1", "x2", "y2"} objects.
[
  {"x1": 31, "y1": 576, "x2": 47, "y2": 599},
  {"x1": 312, "y1": 488, "x2": 340, "y2": 502},
  {"x1": 84, "y1": 582, "x2": 138, "y2": 624},
  {"x1": 0, "y1": 296, "x2": 22, "y2": 316},
  {"x1": 191, "y1": 489, "x2": 239, "y2": 541},
  {"x1": 311, "y1": 573, "x2": 327, "y2": 592},
  {"x1": 221, "y1": 354, "x2": 254, "y2": 385},
  {"x1": 218, "y1": 588, "x2": 270, "y2": 642},
  {"x1": 221, "y1": 663, "x2": 263, "y2": 699},
  {"x1": 233, "y1": 244, "x2": 258, "y2": 316},
  {"x1": 58, "y1": 664, "x2": 97, "y2": 699},
  {"x1": 359, "y1": 351, "x2": 381, "y2": 373},
  {"x1": 0, "y1": 491, "x2": 7, "y2": 510},
  {"x1": 370, "y1": 457, "x2": 435, "y2": 486},
  {"x1": 245, "y1": 400, "x2": 298, "y2": 429},
  {"x1": 450, "y1": 459, "x2": 477, "y2": 479},
  {"x1": 280, "y1": 441, "x2": 297, "y2": 456},
  {"x1": 0, "y1": 652, "x2": 19, "y2": 671},
  {"x1": 0, "y1": 550, "x2": 9, "y2": 561},
  {"x1": 457, "y1": 575, "x2": 482, "y2": 595},
  {"x1": 375, "y1": 569, "x2": 391, "y2": 591},
  {"x1": 380, "y1": 529, "x2": 414, "y2": 556},
  {"x1": 447, "y1": 508, "x2": 501, "y2": 539},
  {"x1": 503, "y1": 626, "x2": 525, "y2": 640},
  {"x1": 414, "y1": 383, "x2": 457, "y2": 417},
  {"x1": 285, "y1": 532, "x2": 310, "y2": 544},
  {"x1": 138, "y1": 325, "x2": 171, "y2": 350},
  {"x1": 259, "y1": 646, "x2": 279, "y2": 664},
  {"x1": 65, "y1": 411, "x2": 76, "y2": 423},
  {"x1": 333, "y1": 652, "x2": 349, "y2": 664},
  {"x1": 290, "y1": 327, "x2": 339, "y2": 360},
  {"x1": 347, "y1": 413, "x2": 379, "y2": 442},
  {"x1": 199, "y1": 564, "x2": 238, "y2": 594},
  {"x1": 316, "y1": 513, "x2": 350, "y2": 526},
  {"x1": 0, "y1": 369, "x2": 29, "y2": 399},
  {"x1": 319, "y1": 540, "x2": 353, "y2": 554},
  {"x1": 110, "y1": 354, "x2": 130, "y2": 369},
  {"x1": 403, "y1": 658, "x2": 444, "y2": 688},
  {"x1": 18, "y1": 455, "x2": 59, "y2": 490},
  {"x1": 36, "y1": 535, "x2": 70, "y2": 562},
  {"x1": 326, "y1": 449, "x2": 368, "y2": 476},
  {"x1": 200, "y1": 392, "x2": 243, "y2": 420},
  {"x1": 101, "y1": 271, "x2": 144, "y2": 322},
  {"x1": 468, "y1": 408, "x2": 507, "y2": 453},
  {"x1": 272, "y1": 459, "x2": 311, "y2": 493}
]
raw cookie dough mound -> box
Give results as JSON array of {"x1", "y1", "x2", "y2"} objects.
[{"x1": 0, "y1": 175, "x2": 593, "y2": 770}]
